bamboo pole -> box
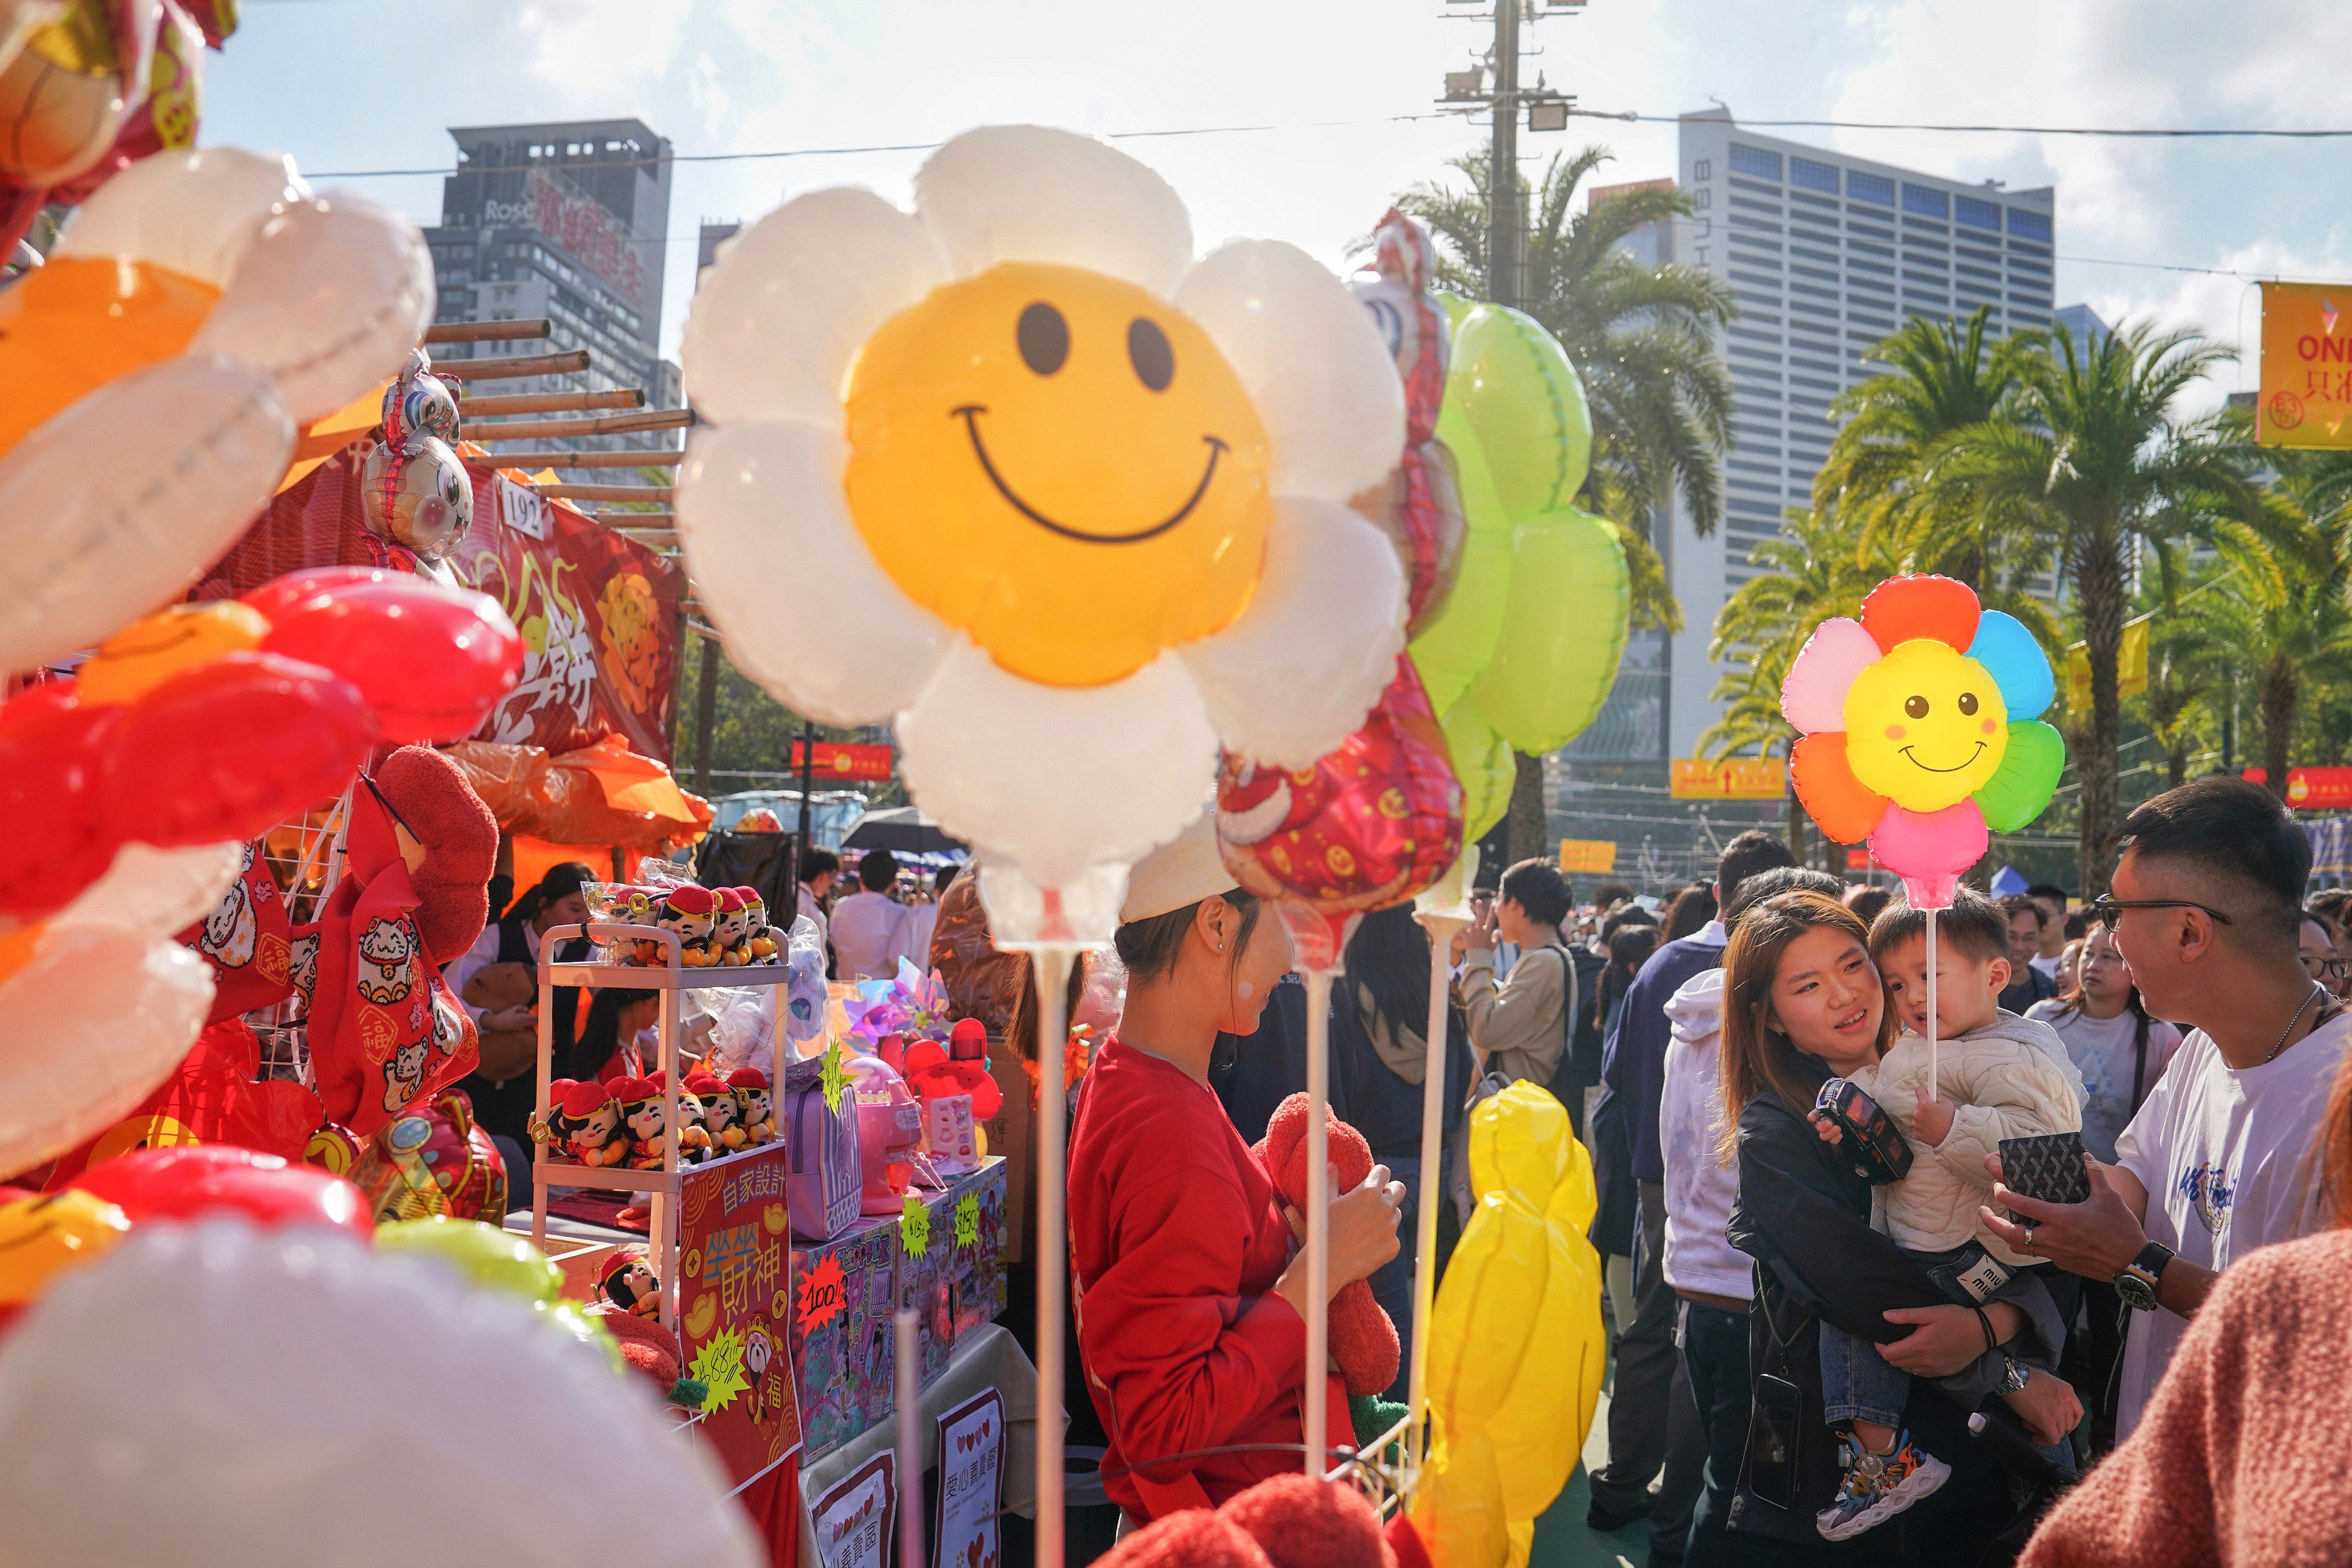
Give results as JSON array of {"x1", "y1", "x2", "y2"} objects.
[
  {"x1": 470, "y1": 408, "x2": 693, "y2": 442},
  {"x1": 425, "y1": 318, "x2": 551, "y2": 344},
  {"x1": 536, "y1": 483, "x2": 675, "y2": 503},
  {"x1": 477, "y1": 449, "x2": 681, "y2": 469},
  {"x1": 598, "y1": 513, "x2": 677, "y2": 528},
  {"x1": 438, "y1": 348, "x2": 590, "y2": 381},
  {"x1": 457, "y1": 388, "x2": 643, "y2": 416}
]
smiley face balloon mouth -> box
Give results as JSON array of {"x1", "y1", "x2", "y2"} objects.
[{"x1": 677, "y1": 126, "x2": 1409, "y2": 889}]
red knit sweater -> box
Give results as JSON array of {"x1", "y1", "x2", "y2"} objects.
[{"x1": 2021, "y1": 1227, "x2": 2352, "y2": 1567}]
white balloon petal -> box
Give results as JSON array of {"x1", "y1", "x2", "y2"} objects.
[
  {"x1": 1177, "y1": 240, "x2": 1407, "y2": 503},
  {"x1": 914, "y1": 125, "x2": 1193, "y2": 297},
  {"x1": 898, "y1": 646, "x2": 1219, "y2": 887},
  {"x1": 0, "y1": 353, "x2": 293, "y2": 673},
  {"x1": 0, "y1": 928, "x2": 212, "y2": 1180},
  {"x1": 0, "y1": 1223, "x2": 760, "y2": 1568},
  {"x1": 191, "y1": 193, "x2": 434, "y2": 422},
  {"x1": 50, "y1": 840, "x2": 244, "y2": 940},
  {"x1": 1179, "y1": 497, "x2": 1407, "y2": 769},
  {"x1": 682, "y1": 187, "x2": 945, "y2": 430},
  {"x1": 675, "y1": 421, "x2": 951, "y2": 725},
  {"x1": 52, "y1": 148, "x2": 308, "y2": 287}
]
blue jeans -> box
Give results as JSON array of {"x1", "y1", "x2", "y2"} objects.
[{"x1": 1819, "y1": 1320, "x2": 1909, "y2": 1430}]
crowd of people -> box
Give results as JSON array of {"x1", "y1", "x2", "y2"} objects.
[{"x1": 1049, "y1": 775, "x2": 2352, "y2": 1565}]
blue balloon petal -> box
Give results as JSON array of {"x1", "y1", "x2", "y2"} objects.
[{"x1": 1965, "y1": 611, "x2": 2056, "y2": 720}]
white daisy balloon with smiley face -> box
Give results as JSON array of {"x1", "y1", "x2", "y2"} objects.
[{"x1": 679, "y1": 126, "x2": 1409, "y2": 895}]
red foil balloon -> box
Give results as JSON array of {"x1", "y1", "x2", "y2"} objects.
[
  {"x1": 1216, "y1": 654, "x2": 1465, "y2": 919},
  {"x1": 252, "y1": 570, "x2": 523, "y2": 743},
  {"x1": 70, "y1": 1144, "x2": 372, "y2": 1241},
  {"x1": 100, "y1": 651, "x2": 377, "y2": 846},
  {"x1": 0, "y1": 689, "x2": 119, "y2": 917}
]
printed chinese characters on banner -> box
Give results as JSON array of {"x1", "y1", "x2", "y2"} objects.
[
  {"x1": 934, "y1": 1387, "x2": 1006, "y2": 1568},
  {"x1": 812, "y1": 1451, "x2": 895, "y2": 1568},
  {"x1": 678, "y1": 1143, "x2": 802, "y2": 1488}
]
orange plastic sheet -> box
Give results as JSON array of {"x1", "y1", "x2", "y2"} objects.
[{"x1": 450, "y1": 735, "x2": 710, "y2": 854}]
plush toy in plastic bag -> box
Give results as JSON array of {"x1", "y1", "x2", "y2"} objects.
[{"x1": 783, "y1": 914, "x2": 828, "y2": 1048}]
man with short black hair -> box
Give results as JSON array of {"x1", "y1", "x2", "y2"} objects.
[
  {"x1": 1999, "y1": 894, "x2": 2060, "y2": 1013},
  {"x1": 2026, "y1": 882, "x2": 2071, "y2": 976},
  {"x1": 1983, "y1": 778, "x2": 2349, "y2": 1439},
  {"x1": 830, "y1": 848, "x2": 915, "y2": 981},
  {"x1": 796, "y1": 847, "x2": 840, "y2": 959},
  {"x1": 1587, "y1": 829, "x2": 1794, "y2": 1552}
]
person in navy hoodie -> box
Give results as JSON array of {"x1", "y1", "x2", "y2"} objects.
[{"x1": 1586, "y1": 830, "x2": 1794, "y2": 1561}]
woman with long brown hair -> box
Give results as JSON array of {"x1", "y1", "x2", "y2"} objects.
[{"x1": 1705, "y1": 891, "x2": 2075, "y2": 1562}]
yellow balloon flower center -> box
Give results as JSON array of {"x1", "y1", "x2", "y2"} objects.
[
  {"x1": 1843, "y1": 639, "x2": 2009, "y2": 811},
  {"x1": 841, "y1": 261, "x2": 1273, "y2": 688},
  {"x1": 76, "y1": 601, "x2": 272, "y2": 706},
  {"x1": 0, "y1": 257, "x2": 223, "y2": 459}
]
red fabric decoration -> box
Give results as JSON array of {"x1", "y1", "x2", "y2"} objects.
[
  {"x1": 372, "y1": 744, "x2": 498, "y2": 967},
  {"x1": 42, "y1": 1019, "x2": 323, "y2": 1191},
  {"x1": 1253, "y1": 1094, "x2": 1400, "y2": 1398},
  {"x1": 1859, "y1": 573, "x2": 1979, "y2": 655},
  {"x1": 175, "y1": 839, "x2": 297, "y2": 1025}
]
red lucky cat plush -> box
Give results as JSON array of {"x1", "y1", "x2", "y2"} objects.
[{"x1": 1253, "y1": 1093, "x2": 1400, "y2": 1399}]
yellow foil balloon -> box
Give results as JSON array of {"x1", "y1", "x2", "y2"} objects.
[
  {"x1": 1841, "y1": 638, "x2": 2010, "y2": 812},
  {"x1": 0, "y1": 1189, "x2": 131, "y2": 1308},
  {"x1": 842, "y1": 260, "x2": 1273, "y2": 688},
  {"x1": 0, "y1": 257, "x2": 223, "y2": 458},
  {"x1": 1415, "y1": 1082, "x2": 1607, "y2": 1568}
]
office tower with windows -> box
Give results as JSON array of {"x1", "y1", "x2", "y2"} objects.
[
  {"x1": 422, "y1": 119, "x2": 682, "y2": 441},
  {"x1": 1664, "y1": 108, "x2": 2055, "y2": 759}
]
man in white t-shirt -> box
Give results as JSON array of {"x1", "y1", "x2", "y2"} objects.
[
  {"x1": 829, "y1": 848, "x2": 914, "y2": 982},
  {"x1": 1984, "y1": 778, "x2": 2347, "y2": 1439}
]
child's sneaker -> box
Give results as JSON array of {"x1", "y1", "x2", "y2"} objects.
[{"x1": 1816, "y1": 1430, "x2": 1951, "y2": 1541}]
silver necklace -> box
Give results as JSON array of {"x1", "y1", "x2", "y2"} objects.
[{"x1": 2262, "y1": 985, "x2": 2326, "y2": 1065}]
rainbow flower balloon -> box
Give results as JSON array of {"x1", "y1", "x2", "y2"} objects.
[{"x1": 1782, "y1": 576, "x2": 2064, "y2": 907}]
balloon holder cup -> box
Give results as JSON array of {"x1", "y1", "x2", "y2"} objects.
[
  {"x1": 972, "y1": 860, "x2": 1125, "y2": 953},
  {"x1": 1412, "y1": 846, "x2": 1480, "y2": 931},
  {"x1": 1900, "y1": 873, "x2": 1959, "y2": 911},
  {"x1": 1273, "y1": 901, "x2": 1359, "y2": 978}
]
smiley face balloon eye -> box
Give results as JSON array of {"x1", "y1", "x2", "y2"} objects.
[
  {"x1": 1958, "y1": 692, "x2": 1979, "y2": 715},
  {"x1": 1129, "y1": 318, "x2": 1174, "y2": 391},
  {"x1": 1017, "y1": 303, "x2": 1069, "y2": 376},
  {"x1": 1905, "y1": 695, "x2": 1929, "y2": 719}
]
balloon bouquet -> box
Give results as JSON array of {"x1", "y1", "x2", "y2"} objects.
[{"x1": 1782, "y1": 574, "x2": 2064, "y2": 1092}]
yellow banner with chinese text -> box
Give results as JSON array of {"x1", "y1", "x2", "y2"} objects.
[{"x1": 2258, "y1": 281, "x2": 2352, "y2": 447}]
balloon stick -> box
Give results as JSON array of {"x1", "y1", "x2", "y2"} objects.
[
  {"x1": 1302, "y1": 962, "x2": 1334, "y2": 1477},
  {"x1": 1410, "y1": 903, "x2": 1469, "y2": 1464},
  {"x1": 1030, "y1": 944, "x2": 1073, "y2": 1568},
  {"x1": 1925, "y1": 906, "x2": 1939, "y2": 1103}
]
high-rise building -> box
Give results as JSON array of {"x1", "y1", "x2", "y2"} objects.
[
  {"x1": 422, "y1": 119, "x2": 682, "y2": 438},
  {"x1": 1547, "y1": 111, "x2": 2057, "y2": 885}
]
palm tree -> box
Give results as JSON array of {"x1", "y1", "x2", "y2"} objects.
[
  {"x1": 2139, "y1": 613, "x2": 2220, "y2": 792},
  {"x1": 1816, "y1": 306, "x2": 2025, "y2": 588},
  {"x1": 2173, "y1": 477, "x2": 2352, "y2": 801},
  {"x1": 1396, "y1": 146, "x2": 1736, "y2": 863},
  {"x1": 1925, "y1": 320, "x2": 2274, "y2": 893},
  {"x1": 1701, "y1": 504, "x2": 1893, "y2": 860}
]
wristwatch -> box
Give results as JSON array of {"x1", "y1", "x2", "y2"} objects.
[
  {"x1": 2115, "y1": 1241, "x2": 2176, "y2": 1311},
  {"x1": 1997, "y1": 1353, "x2": 2030, "y2": 1395}
]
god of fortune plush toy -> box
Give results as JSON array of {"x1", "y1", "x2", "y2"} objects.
[
  {"x1": 737, "y1": 888, "x2": 778, "y2": 960},
  {"x1": 1253, "y1": 1093, "x2": 1401, "y2": 1399},
  {"x1": 656, "y1": 884, "x2": 719, "y2": 966},
  {"x1": 615, "y1": 1077, "x2": 669, "y2": 1169},
  {"x1": 600, "y1": 1251, "x2": 662, "y2": 1317},
  {"x1": 652, "y1": 1071, "x2": 713, "y2": 1162},
  {"x1": 710, "y1": 888, "x2": 751, "y2": 965},
  {"x1": 562, "y1": 1080, "x2": 629, "y2": 1168},
  {"x1": 530, "y1": 1077, "x2": 580, "y2": 1152},
  {"x1": 728, "y1": 1068, "x2": 774, "y2": 1145},
  {"x1": 689, "y1": 1071, "x2": 744, "y2": 1151}
]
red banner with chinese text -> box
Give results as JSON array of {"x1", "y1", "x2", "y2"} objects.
[{"x1": 679, "y1": 1143, "x2": 804, "y2": 1491}]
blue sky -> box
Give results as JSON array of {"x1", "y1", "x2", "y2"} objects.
[{"x1": 205, "y1": 0, "x2": 2352, "y2": 405}]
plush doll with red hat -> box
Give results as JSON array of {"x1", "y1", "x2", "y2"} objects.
[
  {"x1": 1093, "y1": 1472, "x2": 1424, "y2": 1568},
  {"x1": 561, "y1": 1080, "x2": 628, "y2": 1167},
  {"x1": 737, "y1": 888, "x2": 778, "y2": 960},
  {"x1": 656, "y1": 885, "x2": 719, "y2": 967},
  {"x1": 687, "y1": 1072, "x2": 742, "y2": 1152},
  {"x1": 1253, "y1": 1093, "x2": 1400, "y2": 1400},
  {"x1": 728, "y1": 1068, "x2": 774, "y2": 1145},
  {"x1": 615, "y1": 1077, "x2": 669, "y2": 1169}
]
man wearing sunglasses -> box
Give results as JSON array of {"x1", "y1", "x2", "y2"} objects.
[{"x1": 1979, "y1": 777, "x2": 2347, "y2": 1441}]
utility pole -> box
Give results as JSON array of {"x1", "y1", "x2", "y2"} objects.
[{"x1": 1488, "y1": 0, "x2": 1520, "y2": 311}]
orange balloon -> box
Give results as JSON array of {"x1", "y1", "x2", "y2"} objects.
[
  {"x1": 0, "y1": 257, "x2": 222, "y2": 458},
  {"x1": 76, "y1": 602, "x2": 271, "y2": 707},
  {"x1": 1790, "y1": 731, "x2": 1889, "y2": 845}
]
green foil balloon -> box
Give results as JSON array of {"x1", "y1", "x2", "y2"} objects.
[
  {"x1": 1442, "y1": 299, "x2": 1594, "y2": 516},
  {"x1": 1974, "y1": 720, "x2": 2067, "y2": 832},
  {"x1": 376, "y1": 1216, "x2": 563, "y2": 1304},
  {"x1": 1442, "y1": 697, "x2": 1514, "y2": 845},
  {"x1": 1470, "y1": 507, "x2": 1631, "y2": 754}
]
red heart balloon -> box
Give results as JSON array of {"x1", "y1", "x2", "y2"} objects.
[
  {"x1": 101, "y1": 652, "x2": 378, "y2": 847},
  {"x1": 70, "y1": 1145, "x2": 372, "y2": 1241},
  {"x1": 255, "y1": 576, "x2": 522, "y2": 743}
]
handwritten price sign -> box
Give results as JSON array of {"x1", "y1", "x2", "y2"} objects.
[{"x1": 797, "y1": 1250, "x2": 847, "y2": 1334}]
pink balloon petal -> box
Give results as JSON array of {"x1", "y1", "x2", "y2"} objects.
[
  {"x1": 1781, "y1": 617, "x2": 1879, "y2": 733},
  {"x1": 1868, "y1": 800, "x2": 1987, "y2": 910}
]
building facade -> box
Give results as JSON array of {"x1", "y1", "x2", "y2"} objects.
[{"x1": 421, "y1": 119, "x2": 682, "y2": 442}]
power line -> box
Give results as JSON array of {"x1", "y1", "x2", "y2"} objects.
[{"x1": 1573, "y1": 108, "x2": 2352, "y2": 139}]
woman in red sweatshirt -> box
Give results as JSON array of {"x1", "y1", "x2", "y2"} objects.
[{"x1": 1067, "y1": 818, "x2": 1405, "y2": 1525}]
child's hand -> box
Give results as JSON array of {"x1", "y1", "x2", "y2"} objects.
[
  {"x1": 1808, "y1": 1109, "x2": 1844, "y2": 1146},
  {"x1": 1913, "y1": 1094, "x2": 1955, "y2": 1146}
]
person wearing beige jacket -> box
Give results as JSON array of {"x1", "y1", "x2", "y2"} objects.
[{"x1": 1808, "y1": 891, "x2": 2088, "y2": 1542}]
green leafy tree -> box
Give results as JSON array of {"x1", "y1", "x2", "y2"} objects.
[{"x1": 1925, "y1": 320, "x2": 2274, "y2": 893}]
